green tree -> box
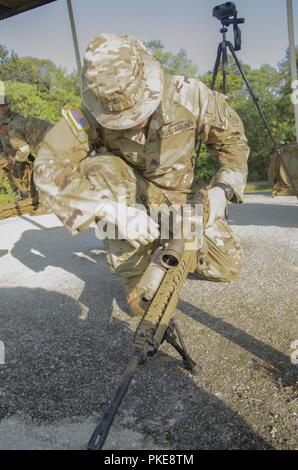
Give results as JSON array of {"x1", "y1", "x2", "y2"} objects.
[
  {"x1": 4, "y1": 80, "x2": 81, "y2": 123},
  {"x1": 275, "y1": 47, "x2": 298, "y2": 144},
  {"x1": 145, "y1": 40, "x2": 199, "y2": 78},
  {"x1": 0, "y1": 45, "x2": 9, "y2": 63},
  {"x1": 200, "y1": 56, "x2": 293, "y2": 181},
  {"x1": 0, "y1": 46, "x2": 82, "y2": 124},
  {"x1": 0, "y1": 55, "x2": 80, "y2": 93}
]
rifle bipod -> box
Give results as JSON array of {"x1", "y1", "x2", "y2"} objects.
[
  {"x1": 164, "y1": 320, "x2": 201, "y2": 376},
  {"x1": 87, "y1": 319, "x2": 200, "y2": 451}
]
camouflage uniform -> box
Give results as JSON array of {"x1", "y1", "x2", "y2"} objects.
[
  {"x1": 0, "y1": 109, "x2": 51, "y2": 200},
  {"x1": 35, "y1": 34, "x2": 249, "y2": 283},
  {"x1": 268, "y1": 144, "x2": 298, "y2": 196}
]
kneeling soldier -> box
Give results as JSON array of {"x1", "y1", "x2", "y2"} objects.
[{"x1": 34, "y1": 34, "x2": 250, "y2": 316}]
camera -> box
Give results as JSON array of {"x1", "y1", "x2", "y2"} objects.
[
  {"x1": 213, "y1": 2, "x2": 245, "y2": 51},
  {"x1": 213, "y1": 2, "x2": 237, "y2": 22}
]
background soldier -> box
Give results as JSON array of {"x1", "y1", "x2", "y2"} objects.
[
  {"x1": 34, "y1": 34, "x2": 250, "y2": 316},
  {"x1": 0, "y1": 100, "x2": 51, "y2": 201},
  {"x1": 268, "y1": 144, "x2": 298, "y2": 196}
]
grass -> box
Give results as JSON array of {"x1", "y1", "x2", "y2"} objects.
[
  {"x1": 0, "y1": 193, "x2": 16, "y2": 204},
  {"x1": 245, "y1": 181, "x2": 272, "y2": 193},
  {"x1": 0, "y1": 175, "x2": 16, "y2": 204}
]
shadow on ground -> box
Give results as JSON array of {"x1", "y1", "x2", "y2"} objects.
[
  {"x1": 0, "y1": 285, "x2": 271, "y2": 450},
  {"x1": 180, "y1": 298, "x2": 298, "y2": 388},
  {"x1": 11, "y1": 227, "x2": 298, "y2": 389},
  {"x1": 3, "y1": 225, "x2": 296, "y2": 448},
  {"x1": 4, "y1": 222, "x2": 297, "y2": 448}
]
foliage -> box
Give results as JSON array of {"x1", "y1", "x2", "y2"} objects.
[
  {"x1": 145, "y1": 40, "x2": 199, "y2": 78},
  {"x1": 196, "y1": 144, "x2": 219, "y2": 182},
  {"x1": 0, "y1": 193, "x2": 15, "y2": 204},
  {"x1": 0, "y1": 52, "x2": 81, "y2": 124},
  {"x1": 0, "y1": 174, "x2": 13, "y2": 195},
  {"x1": 4, "y1": 80, "x2": 81, "y2": 123}
]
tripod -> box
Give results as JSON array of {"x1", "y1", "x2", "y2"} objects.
[{"x1": 210, "y1": 22, "x2": 298, "y2": 199}]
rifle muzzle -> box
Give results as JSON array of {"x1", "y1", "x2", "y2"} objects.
[{"x1": 161, "y1": 240, "x2": 185, "y2": 270}]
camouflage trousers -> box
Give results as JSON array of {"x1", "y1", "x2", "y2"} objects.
[
  {"x1": 81, "y1": 154, "x2": 243, "y2": 282},
  {"x1": 0, "y1": 158, "x2": 36, "y2": 201}
]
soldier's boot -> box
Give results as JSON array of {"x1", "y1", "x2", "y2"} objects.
[{"x1": 124, "y1": 276, "x2": 146, "y2": 318}]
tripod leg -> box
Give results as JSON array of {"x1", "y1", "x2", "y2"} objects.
[
  {"x1": 226, "y1": 42, "x2": 278, "y2": 152},
  {"x1": 222, "y1": 41, "x2": 229, "y2": 95},
  {"x1": 201, "y1": 42, "x2": 222, "y2": 165},
  {"x1": 211, "y1": 43, "x2": 223, "y2": 90},
  {"x1": 165, "y1": 321, "x2": 201, "y2": 376},
  {"x1": 226, "y1": 41, "x2": 298, "y2": 199}
]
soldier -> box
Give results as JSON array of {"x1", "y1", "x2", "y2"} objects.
[
  {"x1": 268, "y1": 144, "x2": 298, "y2": 196},
  {"x1": 0, "y1": 100, "x2": 51, "y2": 200},
  {"x1": 34, "y1": 34, "x2": 250, "y2": 316}
]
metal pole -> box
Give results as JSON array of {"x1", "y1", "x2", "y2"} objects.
[
  {"x1": 66, "y1": 0, "x2": 82, "y2": 73},
  {"x1": 287, "y1": 0, "x2": 298, "y2": 143}
]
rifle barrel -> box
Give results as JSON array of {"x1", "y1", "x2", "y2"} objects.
[{"x1": 87, "y1": 349, "x2": 143, "y2": 450}]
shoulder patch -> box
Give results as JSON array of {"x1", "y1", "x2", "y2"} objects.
[
  {"x1": 62, "y1": 108, "x2": 90, "y2": 145},
  {"x1": 68, "y1": 108, "x2": 90, "y2": 131},
  {"x1": 208, "y1": 92, "x2": 229, "y2": 130}
]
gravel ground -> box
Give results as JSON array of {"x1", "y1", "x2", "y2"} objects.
[{"x1": 0, "y1": 194, "x2": 297, "y2": 450}]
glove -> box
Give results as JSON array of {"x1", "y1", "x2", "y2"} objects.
[
  {"x1": 10, "y1": 138, "x2": 31, "y2": 163},
  {"x1": 95, "y1": 200, "x2": 160, "y2": 249},
  {"x1": 15, "y1": 144, "x2": 31, "y2": 163},
  {"x1": 206, "y1": 187, "x2": 227, "y2": 227},
  {"x1": 10, "y1": 137, "x2": 31, "y2": 163}
]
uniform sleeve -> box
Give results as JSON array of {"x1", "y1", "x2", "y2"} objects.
[
  {"x1": 198, "y1": 89, "x2": 250, "y2": 203},
  {"x1": 34, "y1": 115, "x2": 105, "y2": 235},
  {"x1": 22, "y1": 117, "x2": 52, "y2": 156},
  {"x1": 8, "y1": 115, "x2": 52, "y2": 160}
]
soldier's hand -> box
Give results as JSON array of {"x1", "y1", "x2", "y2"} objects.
[
  {"x1": 206, "y1": 187, "x2": 227, "y2": 227},
  {"x1": 10, "y1": 137, "x2": 31, "y2": 163},
  {"x1": 15, "y1": 144, "x2": 31, "y2": 163},
  {"x1": 95, "y1": 200, "x2": 160, "y2": 249}
]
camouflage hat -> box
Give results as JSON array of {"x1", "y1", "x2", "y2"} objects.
[{"x1": 82, "y1": 34, "x2": 164, "y2": 130}]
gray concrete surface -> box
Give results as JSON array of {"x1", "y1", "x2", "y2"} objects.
[{"x1": 0, "y1": 194, "x2": 297, "y2": 450}]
